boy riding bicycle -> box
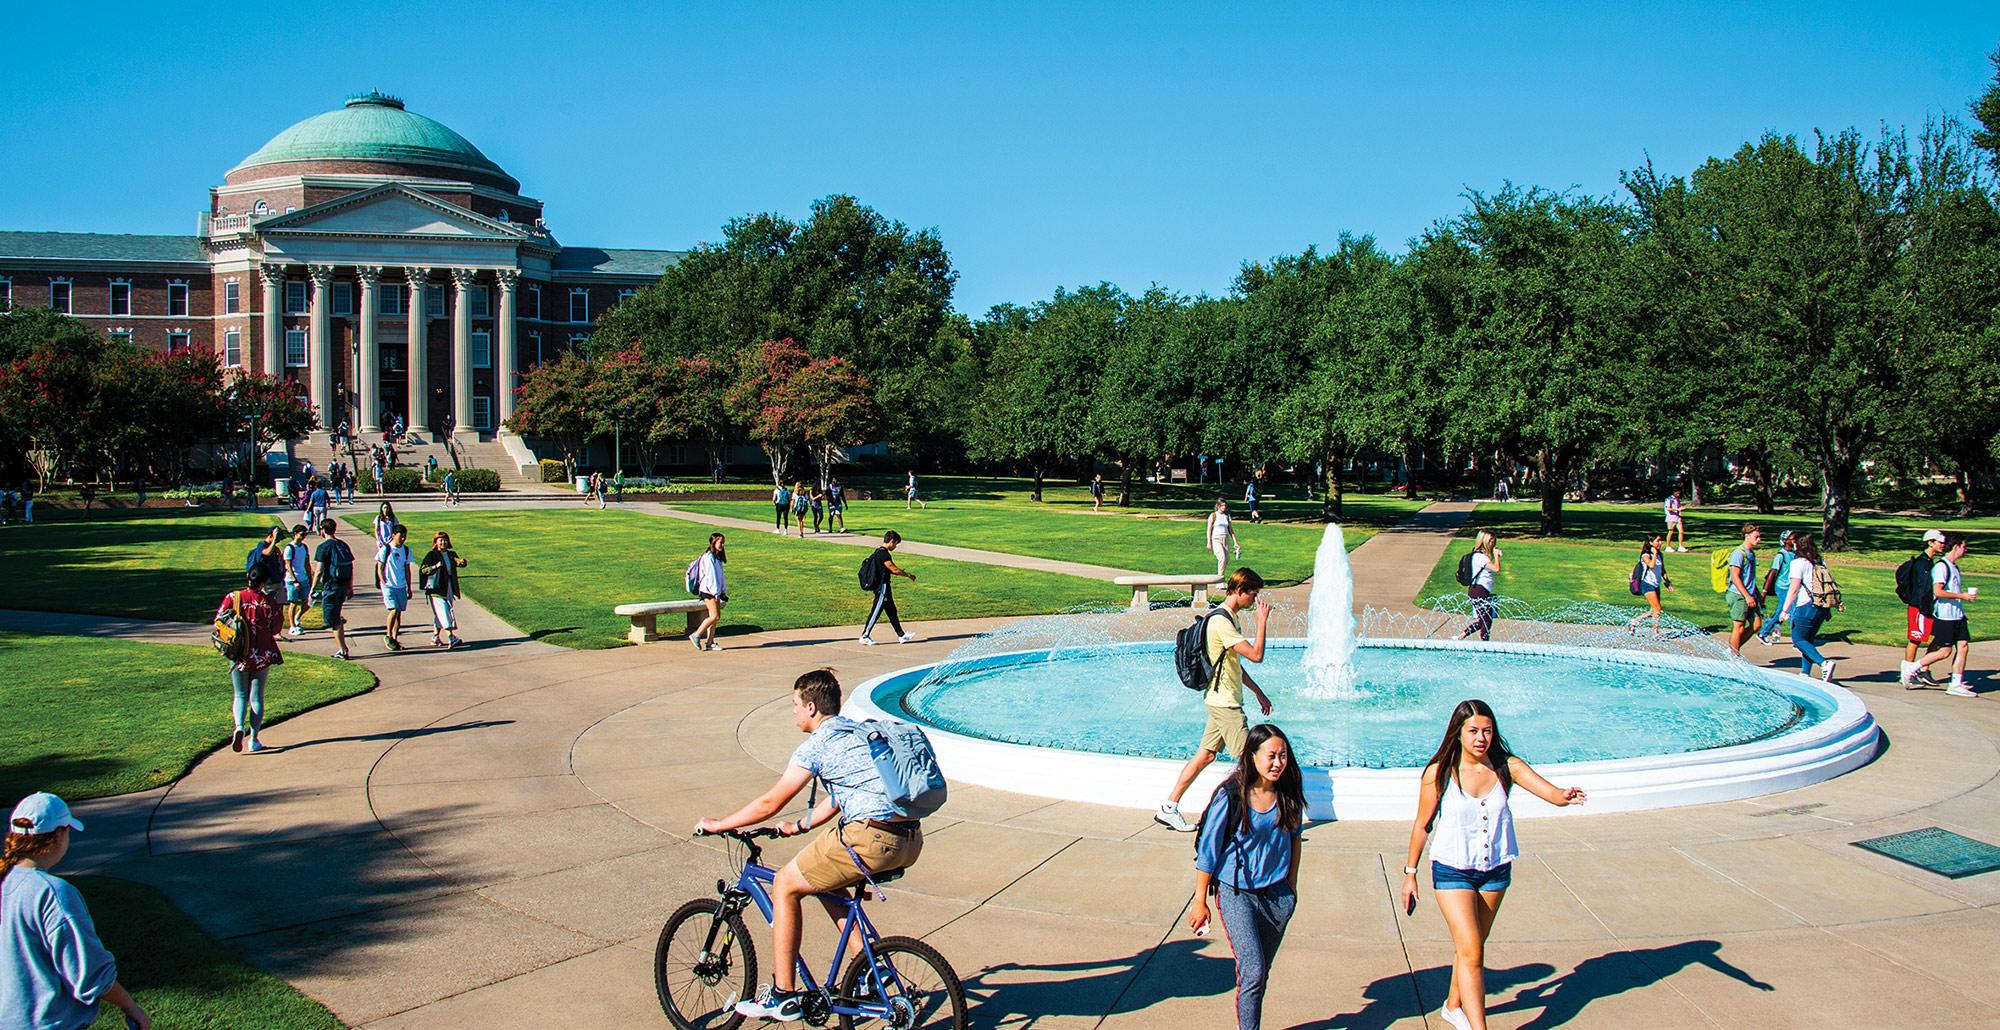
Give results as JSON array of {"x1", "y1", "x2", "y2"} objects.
[{"x1": 697, "y1": 669, "x2": 925, "y2": 1022}]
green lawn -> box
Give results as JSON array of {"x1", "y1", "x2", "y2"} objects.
[
  {"x1": 351, "y1": 508, "x2": 1132, "y2": 648},
  {"x1": 0, "y1": 632, "x2": 376, "y2": 804},
  {"x1": 77, "y1": 876, "x2": 342, "y2": 1029},
  {"x1": 0, "y1": 510, "x2": 284, "y2": 623},
  {"x1": 1415, "y1": 537, "x2": 1998, "y2": 649}
]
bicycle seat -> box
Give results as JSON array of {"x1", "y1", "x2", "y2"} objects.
[{"x1": 871, "y1": 868, "x2": 905, "y2": 884}]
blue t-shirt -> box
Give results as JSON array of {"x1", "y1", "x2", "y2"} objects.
[
  {"x1": 1195, "y1": 788, "x2": 1301, "y2": 890},
  {"x1": 1727, "y1": 547, "x2": 1758, "y2": 599},
  {"x1": 790, "y1": 720, "x2": 902, "y2": 825},
  {"x1": 308, "y1": 487, "x2": 328, "y2": 510},
  {"x1": 1, "y1": 867, "x2": 118, "y2": 1030}
]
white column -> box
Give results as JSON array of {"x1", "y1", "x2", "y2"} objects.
[
  {"x1": 450, "y1": 267, "x2": 477, "y2": 441},
  {"x1": 495, "y1": 269, "x2": 520, "y2": 432},
  {"x1": 357, "y1": 267, "x2": 382, "y2": 433},
  {"x1": 405, "y1": 267, "x2": 430, "y2": 434},
  {"x1": 259, "y1": 264, "x2": 285, "y2": 377},
  {"x1": 307, "y1": 264, "x2": 334, "y2": 430}
]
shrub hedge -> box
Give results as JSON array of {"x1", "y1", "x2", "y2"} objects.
[
  {"x1": 540, "y1": 459, "x2": 568, "y2": 483},
  {"x1": 361, "y1": 468, "x2": 425, "y2": 493},
  {"x1": 453, "y1": 468, "x2": 501, "y2": 492}
]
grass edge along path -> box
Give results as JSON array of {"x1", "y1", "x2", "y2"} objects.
[
  {"x1": 0, "y1": 511, "x2": 287, "y2": 625},
  {"x1": 0, "y1": 631, "x2": 378, "y2": 804}
]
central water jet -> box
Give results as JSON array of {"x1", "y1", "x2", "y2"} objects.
[{"x1": 1300, "y1": 522, "x2": 1358, "y2": 697}]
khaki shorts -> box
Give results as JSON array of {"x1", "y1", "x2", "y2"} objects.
[
  {"x1": 1199, "y1": 706, "x2": 1249, "y2": 758},
  {"x1": 795, "y1": 821, "x2": 923, "y2": 892}
]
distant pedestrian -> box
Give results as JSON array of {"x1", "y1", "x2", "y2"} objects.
[
  {"x1": 420, "y1": 531, "x2": 468, "y2": 649},
  {"x1": 809, "y1": 484, "x2": 825, "y2": 533},
  {"x1": 858, "y1": 530, "x2": 917, "y2": 645},
  {"x1": 773, "y1": 482, "x2": 792, "y2": 534},
  {"x1": 1188, "y1": 722, "x2": 1305, "y2": 1030},
  {"x1": 1663, "y1": 488, "x2": 1688, "y2": 553},
  {"x1": 391, "y1": 414, "x2": 405, "y2": 442},
  {"x1": 1626, "y1": 541, "x2": 1667, "y2": 636},
  {"x1": 424, "y1": 454, "x2": 438, "y2": 484},
  {"x1": 1401, "y1": 700, "x2": 1586, "y2": 1030},
  {"x1": 380, "y1": 524, "x2": 415, "y2": 651},
  {"x1": 443, "y1": 469, "x2": 459, "y2": 506},
  {"x1": 827, "y1": 477, "x2": 846, "y2": 532},
  {"x1": 1898, "y1": 530, "x2": 1948, "y2": 688},
  {"x1": 1156, "y1": 568, "x2": 1273, "y2": 833},
  {"x1": 792, "y1": 481, "x2": 810, "y2": 538},
  {"x1": 1780, "y1": 532, "x2": 1840, "y2": 682},
  {"x1": 385, "y1": 441, "x2": 397, "y2": 468},
  {"x1": 1206, "y1": 499, "x2": 1240, "y2": 580},
  {"x1": 309, "y1": 518, "x2": 356, "y2": 660},
  {"x1": 371, "y1": 501, "x2": 398, "y2": 590},
  {"x1": 281, "y1": 522, "x2": 312, "y2": 637},
  {"x1": 905, "y1": 470, "x2": 924, "y2": 510},
  {"x1": 1244, "y1": 476, "x2": 1263, "y2": 523},
  {"x1": 371, "y1": 454, "x2": 386, "y2": 495},
  {"x1": 335, "y1": 419, "x2": 350, "y2": 449},
  {"x1": 306, "y1": 478, "x2": 329, "y2": 530},
  {"x1": 594, "y1": 471, "x2": 609, "y2": 508},
  {"x1": 1457, "y1": 531, "x2": 1502, "y2": 642},
  {"x1": 613, "y1": 469, "x2": 625, "y2": 503},
  {"x1": 1723, "y1": 524, "x2": 1763, "y2": 656},
  {"x1": 245, "y1": 526, "x2": 286, "y2": 604},
  {"x1": 1756, "y1": 530, "x2": 1797, "y2": 646},
  {"x1": 216, "y1": 565, "x2": 283, "y2": 753},
  {"x1": 686, "y1": 532, "x2": 728, "y2": 651},
  {"x1": 1092, "y1": 473, "x2": 1105, "y2": 512},
  {"x1": 2, "y1": 792, "x2": 152, "y2": 1030},
  {"x1": 1914, "y1": 533, "x2": 1978, "y2": 697}
]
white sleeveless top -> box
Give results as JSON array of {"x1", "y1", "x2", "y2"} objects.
[{"x1": 1430, "y1": 771, "x2": 1518, "y2": 871}]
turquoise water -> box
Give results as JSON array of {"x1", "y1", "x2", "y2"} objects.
[{"x1": 884, "y1": 643, "x2": 1827, "y2": 768}]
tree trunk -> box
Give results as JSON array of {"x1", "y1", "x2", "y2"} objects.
[
  {"x1": 1821, "y1": 462, "x2": 1855, "y2": 552},
  {"x1": 1401, "y1": 442, "x2": 1419, "y2": 498},
  {"x1": 1686, "y1": 454, "x2": 1704, "y2": 507},
  {"x1": 1745, "y1": 450, "x2": 1775, "y2": 514},
  {"x1": 1118, "y1": 463, "x2": 1132, "y2": 507},
  {"x1": 1956, "y1": 467, "x2": 1976, "y2": 518},
  {"x1": 1031, "y1": 462, "x2": 1045, "y2": 503},
  {"x1": 1538, "y1": 447, "x2": 1564, "y2": 535},
  {"x1": 1321, "y1": 455, "x2": 1345, "y2": 520},
  {"x1": 1579, "y1": 463, "x2": 1594, "y2": 503}
]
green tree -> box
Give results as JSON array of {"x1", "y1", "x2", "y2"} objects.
[
  {"x1": 968, "y1": 287, "x2": 1117, "y2": 501},
  {"x1": 507, "y1": 353, "x2": 599, "y2": 474}
]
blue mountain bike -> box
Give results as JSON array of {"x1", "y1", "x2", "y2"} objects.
[{"x1": 657, "y1": 828, "x2": 967, "y2": 1029}]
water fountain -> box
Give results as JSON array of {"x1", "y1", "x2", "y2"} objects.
[{"x1": 1298, "y1": 522, "x2": 1357, "y2": 698}]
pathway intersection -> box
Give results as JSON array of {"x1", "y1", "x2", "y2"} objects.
[{"x1": 10, "y1": 501, "x2": 1999, "y2": 1027}]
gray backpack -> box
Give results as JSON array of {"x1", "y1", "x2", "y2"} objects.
[{"x1": 824, "y1": 716, "x2": 947, "y2": 818}]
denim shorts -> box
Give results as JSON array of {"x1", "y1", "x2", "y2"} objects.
[{"x1": 1432, "y1": 861, "x2": 1512, "y2": 892}]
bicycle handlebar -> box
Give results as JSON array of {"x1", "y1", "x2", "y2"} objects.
[{"x1": 693, "y1": 827, "x2": 783, "y2": 842}]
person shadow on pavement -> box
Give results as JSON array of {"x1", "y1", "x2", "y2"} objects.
[
  {"x1": 956, "y1": 938, "x2": 1236, "y2": 1026},
  {"x1": 1483, "y1": 940, "x2": 1771, "y2": 1029},
  {"x1": 1296, "y1": 962, "x2": 1554, "y2": 1030}
]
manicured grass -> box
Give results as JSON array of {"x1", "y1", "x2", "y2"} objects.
[
  {"x1": 76, "y1": 876, "x2": 342, "y2": 1029},
  {"x1": 1415, "y1": 537, "x2": 1997, "y2": 649},
  {"x1": 0, "y1": 510, "x2": 283, "y2": 623},
  {"x1": 0, "y1": 632, "x2": 376, "y2": 805},
  {"x1": 351, "y1": 508, "x2": 1132, "y2": 649},
  {"x1": 808, "y1": 473, "x2": 1428, "y2": 521}
]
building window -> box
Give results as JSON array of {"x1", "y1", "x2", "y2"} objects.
[
  {"x1": 285, "y1": 280, "x2": 307, "y2": 314},
  {"x1": 470, "y1": 330, "x2": 492, "y2": 369},
  {"x1": 617, "y1": 288, "x2": 636, "y2": 304},
  {"x1": 224, "y1": 329, "x2": 241, "y2": 367},
  {"x1": 167, "y1": 330, "x2": 191, "y2": 353},
  {"x1": 470, "y1": 286, "x2": 490, "y2": 319},
  {"x1": 382, "y1": 349, "x2": 401, "y2": 371},
  {"x1": 567, "y1": 332, "x2": 589, "y2": 351},
  {"x1": 527, "y1": 331, "x2": 542, "y2": 365},
  {"x1": 526, "y1": 284, "x2": 541, "y2": 320},
  {"x1": 472, "y1": 395, "x2": 492, "y2": 430},
  {"x1": 332, "y1": 282, "x2": 354, "y2": 316},
  {"x1": 50, "y1": 280, "x2": 72, "y2": 314},
  {"x1": 379, "y1": 287, "x2": 405, "y2": 316},
  {"x1": 224, "y1": 280, "x2": 240, "y2": 314},
  {"x1": 568, "y1": 289, "x2": 588, "y2": 323},
  {"x1": 285, "y1": 329, "x2": 307, "y2": 368},
  {"x1": 0, "y1": 278, "x2": 11, "y2": 313},
  {"x1": 109, "y1": 279, "x2": 132, "y2": 316},
  {"x1": 252, "y1": 200, "x2": 269, "y2": 217},
  {"x1": 168, "y1": 281, "x2": 189, "y2": 317},
  {"x1": 496, "y1": 208, "x2": 510, "y2": 223},
  {"x1": 108, "y1": 329, "x2": 133, "y2": 345},
  {"x1": 426, "y1": 285, "x2": 445, "y2": 318}
]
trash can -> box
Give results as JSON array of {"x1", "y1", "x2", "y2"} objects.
[
  {"x1": 575, "y1": 475, "x2": 590, "y2": 493},
  {"x1": 274, "y1": 477, "x2": 291, "y2": 499}
]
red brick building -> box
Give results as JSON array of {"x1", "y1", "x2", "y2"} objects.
[{"x1": 0, "y1": 92, "x2": 680, "y2": 446}]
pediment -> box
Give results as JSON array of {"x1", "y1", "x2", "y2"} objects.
[{"x1": 258, "y1": 185, "x2": 522, "y2": 241}]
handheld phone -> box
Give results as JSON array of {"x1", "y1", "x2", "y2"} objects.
[{"x1": 1406, "y1": 893, "x2": 1417, "y2": 916}]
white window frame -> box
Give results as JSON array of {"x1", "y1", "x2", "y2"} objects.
[
  {"x1": 223, "y1": 329, "x2": 242, "y2": 367},
  {"x1": 526, "y1": 284, "x2": 541, "y2": 320},
  {"x1": 568, "y1": 288, "x2": 588, "y2": 322},
  {"x1": 167, "y1": 280, "x2": 189, "y2": 317},
  {"x1": 617, "y1": 288, "x2": 636, "y2": 304},
  {"x1": 285, "y1": 280, "x2": 308, "y2": 314},
  {"x1": 108, "y1": 279, "x2": 132, "y2": 316},
  {"x1": 472, "y1": 395, "x2": 492, "y2": 431},
  {"x1": 527, "y1": 331, "x2": 542, "y2": 365},
  {"x1": 425, "y1": 285, "x2": 446, "y2": 318},
  {"x1": 108, "y1": 328, "x2": 133, "y2": 345},
  {"x1": 224, "y1": 279, "x2": 240, "y2": 314},
  {"x1": 470, "y1": 285, "x2": 490, "y2": 319},
  {"x1": 470, "y1": 330, "x2": 492, "y2": 369},
  {"x1": 332, "y1": 281, "x2": 354, "y2": 317},
  {"x1": 0, "y1": 277, "x2": 12, "y2": 313},
  {"x1": 252, "y1": 200, "x2": 270, "y2": 217},
  {"x1": 50, "y1": 279, "x2": 72, "y2": 314},
  {"x1": 567, "y1": 332, "x2": 589, "y2": 351},
  {"x1": 284, "y1": 328, "x2": 307, "y2": 368},
  {"x1": 379, "y1": 287, "x2": 405, "y2": 316},
  {"x1": 166, "y1": 330, "x2": 192, "y2": 353}
]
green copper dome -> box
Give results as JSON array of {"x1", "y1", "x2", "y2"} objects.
[{"x1": 229, "y1": 93, "x2": 517, "y2": 189}]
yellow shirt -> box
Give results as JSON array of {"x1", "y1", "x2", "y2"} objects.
[{"x1": 1204, "y1": 607, "x2": 1248, "y2": 709}]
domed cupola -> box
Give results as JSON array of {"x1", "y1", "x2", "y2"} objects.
[{"x1": 225, "y1": 92, "x2": 519, "y2": 192}]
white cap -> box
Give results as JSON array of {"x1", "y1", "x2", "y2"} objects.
[
  {"x1": 8, "y1": 792, "x2": 84, "y2": 835},
  {"x1": 1923, "y1": 530, "x2": 1946, "y2": 545}
]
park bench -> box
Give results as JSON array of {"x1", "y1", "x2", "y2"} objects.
[
  {"x1": 1113, "y1": 575, "x2": 1226, "y2": 613},
  {"x1": 613, "y1": 600, "x2": 709, "y2": 644}
]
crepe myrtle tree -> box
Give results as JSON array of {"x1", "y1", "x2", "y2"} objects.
[
  {"x1": 506, "y1": 352, "x2": 598, "y2": 477},
  {"x1": 775, "y1": 355, "x2": 882, "y2": 489}
]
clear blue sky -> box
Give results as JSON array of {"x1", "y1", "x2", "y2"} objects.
[{"x1": 3, "y1": 3, "x2": 1994, "y2": 316}]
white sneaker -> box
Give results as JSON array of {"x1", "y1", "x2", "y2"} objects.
[
  {"x1": 1819, "y1": 661, "x2": 1837, "y2": 683},
  {"x1": 287, "y1": 625, "x2": 302, "y2": 638},
  {"x1": 1154, "y1": 801, "x2": 1193, "y2": 832},
  {"x1": 1899, "y1": 662, "x2": 1918, "y2": 688},
  {"x1": 1677, "y1": 546, "x2": 1688, "y2": 553},
  {"x1": 1947, "y1": 684, "x2": 1977, "y2": 698},
  {"x1": 1439, "y1": 1004, "x2": 1472, "y2": 1030},
  {"x1": 898, "y1": 633, "x2": 917, "y2": 644},
  {"x1": 734, "y1": 984, "x2": 806, "y2": 1022},
  {"x1": 244, "y1": 739, "x2": 266, "y2": 754},
  {"x1": 858, "y1": 635, "x2": 876, "y2": 646}
]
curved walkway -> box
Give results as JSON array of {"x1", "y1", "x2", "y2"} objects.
[{"x1": 13, "y1": 502, "x2": 1999, "y2": 1027}]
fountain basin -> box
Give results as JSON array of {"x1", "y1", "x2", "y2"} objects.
[{"x1": 848, "y1": 638, "x2": 1880, "y2": 821}]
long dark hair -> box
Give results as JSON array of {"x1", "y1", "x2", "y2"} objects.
[
  {"x1": 1218, "y1": 723, "x2": 1305, "y2": 837},
  {"x1": 377, "y1": 501, "x2": 396, "y2": 524},
  {"x1": 1426, "y1": 699, "x2": 1516, "y2": 801},
  {"x1": 1792, "y1": 532, "x2": 1820, "y2": 566},
  {"x1": 708, "y1": 532, "x2": 727, "y2": 563}
]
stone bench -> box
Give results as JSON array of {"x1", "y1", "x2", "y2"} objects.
[
  {"x1": 613, "y1": 600, "x2": 709, "y2": 644},
  {"x1": 1113, "y1": 575, "x2": 1226, "y2": 613}
]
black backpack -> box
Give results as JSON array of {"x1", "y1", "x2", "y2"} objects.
[
  {"x1": 1174, "y1": 609, "x2": 1233, "y2": 691},
  {"x1": 858, "y1": 552, "x2": 883, "y2": 593},
  {"x1": 1455, "y1": 551, "x2": 1476, "y2": 587},
  {"x1": 1894, "y1": 553, "x2": 1935, "y2": 610}
]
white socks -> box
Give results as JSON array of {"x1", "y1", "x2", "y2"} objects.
[{"x1": 1899, "y1": 661, "x2": 1915, "y2": 684}]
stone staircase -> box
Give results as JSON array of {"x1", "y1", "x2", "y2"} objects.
[{"x1": 290, "y1": 432, "x2": 545, "y2": 489}]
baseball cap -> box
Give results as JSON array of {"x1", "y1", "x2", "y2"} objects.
[
  {"x1": 1778, "y1": 530, "x2": 1794, "y2": 542},
  {"x1": 1923, "y1": 530, "x2": 1946, "y2": 545},
  {"x1": 8, "y1": 792, "x2": 84, "y2": 835}
]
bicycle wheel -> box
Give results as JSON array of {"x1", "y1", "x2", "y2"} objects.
[
  {"x1": 837, "y1": 935, "x2": 968, "y2": 1030},
  {"x1": 656, "y1": 898, "x2": 757, "y2": 1030}
]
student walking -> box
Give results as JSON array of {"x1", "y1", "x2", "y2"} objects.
[
  {"x1": 1898, "y1": 530, "x2": 1949, "y2": 687},
  {"x1": 1756, "y1": 530, "x2": 1797, "y2": 646},
  {"x1": 827, "y1": 477, "x2": 846, "y2": 532},
  {"x1": 1780, "y1": 532, "x2": 1840, "y2": 682},
  {"x1": 1663, "y1": 487, "x2": 1688, "y2": 552},
  {"x1": 309, "y1": 518, "x2": 356, "y2": 660},
  {"x1": 380, "y1": 524, "x2": 415, "y2": 651},
  {"x1": 773, "y1": 482, "x2": 792, "y2": 534},
  {"x1": 1400, "y1": 700, "x2": 1586, "y2": 1030},
  {"x1": 1914, "y1": 533, "x2": 1979, "y2": 697},
  {"x1": 281, "y1": 522, "x2": 313, "y2": 637},
  {"x1": 809, "y1": 484, "x2": 825, "y2": 533},
  {"x1": 217, "y1": 565, "x2": 284, "y2": 753},
  {"x1": 246, "y1": 525, "x2": 287, "y2": 604},
  {"x1": 858, "y1": 531, "x2": 918, "y2": 645},
  {"x1": 686, "y1": 532, "x2": 728, "y2": 651},
  {"x1": 1723, "y1": 525, "x2": 1764, "y2": 655},
  {"x1": 613, "y1": 469, "x2": 625, "y2": 503},
  {"x1": 2, "y1": 793, "x2": 152, "y2": 1030},
  {"x1": 905, "y1": 470, "x2": 925, "y2": 510},
  {"x1": 1626, "y1": 541, "x2": 1668, "y2": 636},
  {"x1": 371, "y1": 453, "x2": 386, "y2": 495},
  {"x1": 1457, "y1": 532, "x2": 1502, "y2": 642},
  {"x1": 1157, "y1": 569, "x2": 1276, "y2": 832},
  {"x1": 594, "y1": 471, "x2": 609, "y2": 508},
  {"x1": 1206, "y1": 500, "x2": 1241, "y2": 580},
  {"x1": 306, "y1": 478, "x2": 329, "y2": 530},
  {"x1": 420, "y1": 531, "x2": 469, "y2": 649},
  {"x1": 792, "y1": 481, "x2": 811, "y2": 539},
  {"x1": 371, "y1": 501, "x2": 398, "y2": 589},
  {"x1": 442, "y1": 469, "x2": 460, "y2": 506},
  {"x1": 1091, "y1": 473, "x2": 1105, "y2": 511},
  {"x1": 1188, "y1": 723, "x2": 1305, "y2": 1030},
  {"x1": 1244, "y1": 476, "x2": 1263, "y2": 523}
]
